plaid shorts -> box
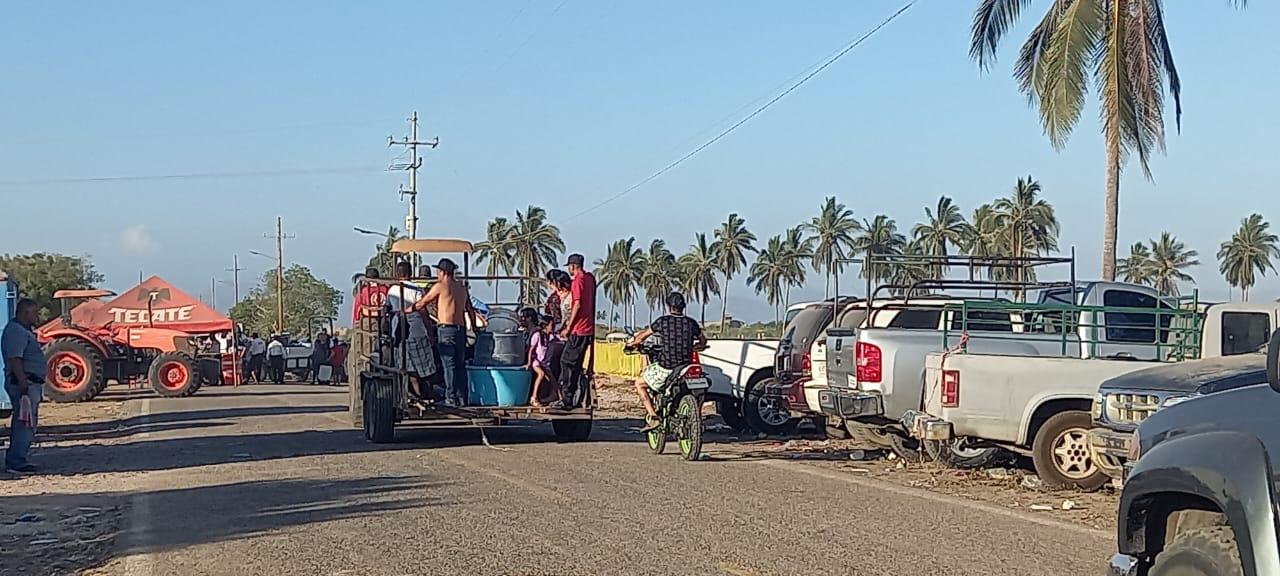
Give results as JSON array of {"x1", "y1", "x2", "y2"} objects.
[{"x1": 396, "y1": 337, "x2": 438, "y2": 377}]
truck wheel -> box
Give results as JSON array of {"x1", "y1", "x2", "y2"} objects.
[
  {"x1": 885, "y1": 431, "x2": 927, "y2": 463},
  {"x1": 1031, "y1": 411, "x2": 1106, "y2": 491},
  {"x1": 715, "y1": 400, "x2": 749, "y2": 432},
  {"x1": 743, "y1": 377, "x2": 799, "y2": 436},
  {"x1": 43, "y1": 338, "x2": 107, "y2": 403},
  {"x1": 1150, "y1": 526, "x2": 1243, "y2": 576},
  {"x1": 552, "y1": 419, "x2": 593, "y2": 442},
  {"x1": 925, "y1": 438, "x2": 1002, "y2": 469},
  {"x1": 149, "y1": 352, "x2": 200, "y2": 398},
  {"x1": 363, "y1": 376, "x2": 397, "y2": 444}
]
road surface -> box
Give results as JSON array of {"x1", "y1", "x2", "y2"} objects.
[{"x1": 47, "y1": 385, "x2": 1113, "y2": 575}]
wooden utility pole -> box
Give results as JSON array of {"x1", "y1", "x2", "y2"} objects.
[
  {"x1": 263, "y1": 217, "x2": 294, "y2": 333},
  {"x1": 227, "y1": 254, "x2": 242, "y2": 306}
]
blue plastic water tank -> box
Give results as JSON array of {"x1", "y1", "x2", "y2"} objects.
[{"x1": 466, "y1": 365, "x2": 533, "y2": 407}]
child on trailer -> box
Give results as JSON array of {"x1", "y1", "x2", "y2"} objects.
[{"x1": 527, "y1": 314, "x2": 564, "y2": 408}]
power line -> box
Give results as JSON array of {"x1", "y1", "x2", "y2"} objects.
[
  {"x1": 490, "y1": 0, "x2": 571, "y2": 76},
  {"x1": 0, "y1": 165, "x2": 386, "y2": 187},
  {"x1": 564, "y1": 1, "x2": 917, "y2": 223},
  {"x1": 0, "y1": 117, "x2": 402, "y2": 147}
]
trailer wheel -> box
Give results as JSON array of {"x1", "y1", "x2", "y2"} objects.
[
  {"x1": 1150, "y1": 526, "x2": 1243, "y2": 576},
  {"x1": 552, "y1": 419, "x2": 592, "y2": 442},
  {"x1": 43, "y1": 338, "x2": 107, "y2": 403},
  {"x1": 743, "y1": 377, "x2": 799, "y2": 436},
  {"x1": 1031, "y1": 410, "x2": 1106, "y2": 491},
  {"x1": 150, "y1": 352, "x2": 200, "y2": 398},
  {"x1": 363, "y1": 376, "x2": 397, "y2": 444},
  {"x1": 925, "y1": 438, "x2": 1003, "y2": 469}
]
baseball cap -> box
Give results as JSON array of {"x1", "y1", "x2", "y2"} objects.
[
  {"x1": 565, "y1": 253, "x2": 585, "y2": 267},
  {"x1": 434, "y1": 258, "x2": 458, "y2": 274}
]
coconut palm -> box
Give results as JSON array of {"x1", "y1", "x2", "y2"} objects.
[
  {"x1": 595, "y1": 238, "x2": 644, "y2": 330},
  {"x1": 748, "y1": 236, "x2": 789, "y2": 326},
  {"x1": 802, "y1": 197, "x2": 861, "y2": 297},
  {"x1": 993, "y1": 176, "x2": 1059, "y2": 290},
  {"x1": 970, "y1": 0, "x2": 1247, "y2": 281},
  {"x1": 780, "y1": 226, "x2": 814, "y2": 312},
  {"x1": 1117, "y1": 242, "x2": 1154, "y2": 286},
  {"x1": 1218, "y1": 214, "x2": 1280, "y2": 301},
  {"x1": 678, "y1": 233, "x2": 721, "y2": 326},
  {"x1": 1146, "y1": 232, "x2": 1199, "y2": 296},
  {"x1": 889, "y1": 239, "x2": 936, "y2": 296},
  {"x1": 852, "y1": 214, "x2": 907, "y2": 284},
  {"x1": 510, "y1": 205, "x2": 565, "y2": 306},
  {"x1": 711, "y1": 213, "x2": 758, "y2": 336},
  {"x1": 912, "y1": 196, "x2": 972, "y2": 278},
  {"x1": 639, "y1": 239, "x2": 679, "y2": 322},
  {"x1": 964, "y1": 203, "x2": 1011, "y2": 282},
  {"x1": 473, "y1": 217, "x2": 517, "y2": 301}
]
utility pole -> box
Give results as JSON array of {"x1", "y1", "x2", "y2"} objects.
[
  {"x1": 210, "y1": 277, "x2": 217, "y2": 311},
  {"x1": 263, "y1": 217, "x2": 294, "y2": 333},
  {"x1": 388, "y1": 111, "x2": 439, "y2": 266},
  {"x1": 226, "y1": 254, "x2": 242, "y2": 306}
]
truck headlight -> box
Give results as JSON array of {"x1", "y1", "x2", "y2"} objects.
[{"x1": 1092, "y1": 392, "x2": 1105, "y2": 421}]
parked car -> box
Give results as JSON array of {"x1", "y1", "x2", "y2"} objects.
[
  {"x1": 774, "y1": 298, "x2": 862, "y2": 432},
  {"x1": 911, "y1": 295, "x2": 1275, "y2": 491},
  {"x1": 1106, "y1": 328, "x2": 1280, "y2": 576}
]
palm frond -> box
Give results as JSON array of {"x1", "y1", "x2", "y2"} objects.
[{"x1": 971, "y1": 0, "x2": 1036, "y2": 69}]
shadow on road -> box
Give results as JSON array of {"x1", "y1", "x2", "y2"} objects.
[{"x1": 37, "y1": 404, "x2": 346, "y2": 440}]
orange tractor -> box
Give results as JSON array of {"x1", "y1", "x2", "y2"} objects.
[{"x1": 40, "y1": 289, "x2": 210, "y2": 402}]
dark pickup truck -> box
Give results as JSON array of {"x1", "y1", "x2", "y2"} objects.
[{"x1": 1108, "y1": 330, "x2": 1280, "y2": 576}]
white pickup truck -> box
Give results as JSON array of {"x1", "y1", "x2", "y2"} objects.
[{"x1": 908, "y1": 290, "x2": 1264, "y2": 490}]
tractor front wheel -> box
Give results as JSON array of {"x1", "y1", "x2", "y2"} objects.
[
  {"x1": 43, "y1": 338, "x2": 107, "y2": 403},
  {"x1": 149, "y1": 353, "x2": 200, "y2": 398}
]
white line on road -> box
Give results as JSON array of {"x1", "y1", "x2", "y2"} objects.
[{"x1": 123, "y1": 398, "x2": 155, "y2": 576}]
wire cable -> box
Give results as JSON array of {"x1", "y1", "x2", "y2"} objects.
[{"x1": 0, "y1": 165, "x2": 386, "y2": 187}]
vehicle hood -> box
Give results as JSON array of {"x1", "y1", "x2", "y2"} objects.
[{"x1": 1098, "y1": 354, "x2": 1267, "y2": 394}]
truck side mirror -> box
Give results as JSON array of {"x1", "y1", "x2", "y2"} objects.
[{"x1": 1268, "y1": 328, "x2": 1280, "y2": 393}]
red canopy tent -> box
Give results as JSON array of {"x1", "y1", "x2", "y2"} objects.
[{"x1": 49, "y1": 276, "x2": 234, "y2": 335}]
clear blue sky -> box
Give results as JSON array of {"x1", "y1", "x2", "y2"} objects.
[{"x1": 2, "y1": 1, "x2": 1275, "y2": 322}]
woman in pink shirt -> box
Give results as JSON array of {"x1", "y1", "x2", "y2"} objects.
[{"x1": 527, "y1": 314, "x2": 564, "y2": 407}]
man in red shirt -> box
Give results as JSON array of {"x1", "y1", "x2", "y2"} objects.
[{"x1": 558, "y1": 253, "x2": 596, "y2": 407}]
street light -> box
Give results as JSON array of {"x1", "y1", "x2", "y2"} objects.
[{"x1": 353, "y1": 226, "x2": 390, "y2": 238}]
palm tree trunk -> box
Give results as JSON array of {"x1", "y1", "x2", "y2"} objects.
[
  {"x1": 608, "y1": 300, "x2": 615, "y2": 331},
  {"x1": 1102, "y1": 125, "x2": 1121, "y2": 282},
  {"x1": 719, "y1": 275, "x2": 730, "y2": 337},
  {"x1": 700, "y1": 299, "x2": 707, "y2": 328}
]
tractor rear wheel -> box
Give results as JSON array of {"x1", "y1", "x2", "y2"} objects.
[
  {"x1": 43, "y1": 338, "x2": 107, "y2": 403},
  {"x1": 149, "y1": 352, "x2": 200, "y2": 398}
]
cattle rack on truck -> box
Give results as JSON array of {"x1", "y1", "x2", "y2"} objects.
[{"x1": 349, "y1": 238, "x2": 594, "y2": 444}]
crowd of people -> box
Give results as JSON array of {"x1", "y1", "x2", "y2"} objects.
[{"x1": 239, "y1": 331, "x2": 349, "y2": 385}]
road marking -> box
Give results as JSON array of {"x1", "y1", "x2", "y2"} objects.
[
  {"x1": 758, "y1": 460, "x2": 1110, "y2": 540},
  {"x1": 123, "y1": 398, "x2": 155, "y2": 576}
]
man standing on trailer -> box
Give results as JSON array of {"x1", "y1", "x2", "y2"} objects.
[
  {"x1": 559, "y1": 253, "x2": 596, "y2": 408},
  {"x1": 406, "y1": 258, "x2": 477, "y2": 407}
]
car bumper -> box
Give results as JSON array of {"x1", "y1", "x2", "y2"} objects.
[
  {"x1": 1107, "y1": 553, "x2": 1139, "y2": 576},
  {"x1": 1087, "y1": 427, "x2": 1132, "y2": 482},
  {"x1": 817, "y1": 388, "x2": 884, "y2": 419},
  {"x1": 901, "y1": 410, "x2": 953, "y2": 441}
]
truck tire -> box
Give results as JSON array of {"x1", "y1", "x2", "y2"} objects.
[
  {"x1": 43, "y1": 338, "x2": 108, "y2": 403},
  {"x1": 1150, "y1": 526, "x2": 1243, "y2": 576},
  {"x1": 149, "y1": 352, "x2": 200, "y2": 398},
  {"x1": 363, "y1": 376, "x2": 397, "y2": 444},
  {"x1": 552, "y1": 419, "x2": 593, "y2": 442},
  {"x1": 743, "y1": 377, "x2": 799, "y2": 436},
  {"x1": 925, "y1": 438, "x2": 1002, "y2": 469},
  {"x1": 1031, "y1": 410, "x2": 1106, "y2": 491}
]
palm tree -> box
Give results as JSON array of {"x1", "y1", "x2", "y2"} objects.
[
  {"x1": 890, "y1": 239, "x2": 935, "y2": 296},
  {"x1": 780, "y1": 226, "x2": 813, "y2": 312},
  {"x1": 970, "y1": 0, "x2": 1247, "y2": 281},
  {"x1": 748, "y1": 236, "x2": 789, "y2": 327},
  {"x1": 852, "y1": 214, "x2": 907, "y2": 284},
  {"x1": 1146, "y1": 232, "x2": 1199, "y2": 296},
  {"x1": 993, "y1": 176, "x2": 1059, "y2": 292},
  {"x1": 473, "y1": 217, "x2": 517, "y2": 301},
  {"x1": 1117, "y1": 242, "x2": 1154, "y2": 286},
  {"x1": 964, "y1": 203, "x2": 1014, "y2": 284},
  {"x1": 595, "y1": 238, "x2": 644, "y2": 329},
  {"x1": 510, "y1": 205, "x2": 565, "y2": 306},
  {"x1": 639, "y1": 239, "x2": 678, "y2": 322},
  {"x1": 912, "y1": 196, "x2": 971, "y2": 278},
  {"x1": 1218, "y1": 214, "x2": 1280, "y2": 301},
  {"x1": 802, "y1": 197, "x2": 860, "y2": 297},
  {"x1": 678, "y1": 233, "x2": 721, "y2": 326},
  {"x1": 711, "y1": 213, "x2": 757, "y2": 336},
  {"x1": 365, "y1": 225, "x2": 406, "y2": 277}
]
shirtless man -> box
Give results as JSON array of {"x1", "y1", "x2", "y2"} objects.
[{"x1": 406, "y1": 258, "x2": 478, "y2": 407}]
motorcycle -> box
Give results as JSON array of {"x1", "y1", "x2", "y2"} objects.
[{"x1": 624, "y1": 338, "x2": 710, "y2": 461}]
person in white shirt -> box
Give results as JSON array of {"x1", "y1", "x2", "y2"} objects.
[
  {"x1": 247, "y1": 333, "x2": 267, "y2": 383},
  {"x1": 385, "y1": 261, "x2": 438, "y2": 399},
  {"x1": 266, "y1": 336, "x2": 286, "y2": 384}
]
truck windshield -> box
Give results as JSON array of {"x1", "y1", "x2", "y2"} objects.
[{"x1": 786, "y1": 306, "x2": 834, "y2": 348}]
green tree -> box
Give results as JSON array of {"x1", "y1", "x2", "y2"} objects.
[
  {"x1": 1145, "y1": 232, "x2": 1198, "y2": 296},
  {"x1": 595, "y1": 238, "x2": 643, "y2": 329},
  {"x1": 964, "y1": 203, "x2": 1016, "y2": 283},
  {"x1": 912, "y1": 196, "x2": 971, "y2": 278},
  {"x1": 970, "y1": 0, "x2": 1246, "y2": 281},
  {"x1": 890, "y1": 239, "x2": 935, "y2": 296},
  {"x1": 852, "y1": 214, "x2": 907, "y2": 284},
  {"x1": 802, "y1": 197, "x2": 860, "y2": 297},
  {"x1": 1218, "y1": 213, "x2": 1280, "y2": 301},
  {"x1": 748, "y1": 235, "x2": 789, "y2": 327},
  {"x1": 993, "y1": 176, "x2": 1059, "y2": 291},
  {"x1": 678, "y1": 233, "x2": 721, "y2": 326},
  {"x1": 711, "y1": 213, "x2": 758, "y2": 336},
  {"x1": 363, "y1": 226, "x2": 405, "y2": 278},
  {"x1": 780, "y1": 226, "x2": 814, "y2": 312},
  {"x1": 0, "y1": 252, "x2": 105, "y2": 321},
  {"x1": 510, "y1": 206, "x2": 565, "y2": 306},
  {"x1": 1117, "y1": 242, "x2": 1154, "y2": 285},
  {"x1": 639, "y1": 239, "x2": 679, "y2": 322},
  {"x1": 474, "y1": 217, "x2": 517, "y2": 301},
  {"x1": 229, "y1": 264, "x2": 342, "y2": 337}
]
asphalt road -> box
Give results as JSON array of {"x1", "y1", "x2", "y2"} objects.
[{"x1": 69, "y1": 385, "x2": 1113, "y2": 576}]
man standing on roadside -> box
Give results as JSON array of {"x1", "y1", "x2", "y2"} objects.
[
  {"x1": 266, "y1": 335, "x2": 286, "y2": 384},
  {"x1": 559, "y1": 253, "x2": 596, "y2": 408},
  {"x1": 247, "y1": 332, "x2": 267, "y2": 383},
  {"x1": 3, "y1": 298, "x2": 45, "y2": 475}
]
